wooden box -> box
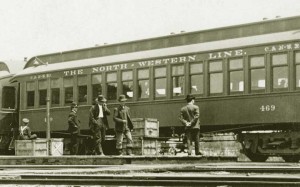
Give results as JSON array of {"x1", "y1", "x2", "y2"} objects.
[
  {"x1": 50, "y1": 138, "x2": 64, "y2": 156},
  {"x1": 123, "y1": 137, "x2": 161, "y2": 155},
  {"x1": 131, "y1": 118, "x2": 159, "y2": 137},
  {"x1": 15, "y1": 139, "x2": 49, "y2": 156}
]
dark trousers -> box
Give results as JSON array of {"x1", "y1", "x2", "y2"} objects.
[
  {"x1": 186, "y1": 128, "x2": 200, "y2": 155},
  {"x1": 70, "y1": 133, "x2": 79, "y2": 155},
  {"x1": 116, "y1": 130, "x2": 133, "y2": 150},
  {"x1": 92, "y1": 119, "x2": 106, "y2": 154}
]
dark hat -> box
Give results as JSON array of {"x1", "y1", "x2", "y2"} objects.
[
  {"x1": 22, "y1": 118, "x2": 29, "y2": 124},
  {"x1": 185, "y1": 94, "x2": 196, "y2": 102},
  {"x1": 71, "y1": 102, "x2": 78, "y2": 108},
  {"x1": 118, "y1": 94, "x2": 127, "y2": 102},
  {"x1": 98, "y1": 95, "x2": 107, "y2": 102}
]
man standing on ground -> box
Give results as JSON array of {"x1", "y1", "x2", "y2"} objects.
[
  {"x1": 113, "y1": 95, "x2": 134, "y2": 156},
  {"x1": 89, "y1": 95, "x2": 110, "y2": 155},
  {"x1": 68, "y1": 102, "x2": 80, "y2": 155},
  {"x1": 179, "y1": 94, "x2": 201, "y2": 156}
]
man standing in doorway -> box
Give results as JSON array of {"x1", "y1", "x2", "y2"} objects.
[
  {"x1": 179, "y1": 94, "x2": 201, "y2": 156},
  {"x1": 113, "y1": 95, "x2": 134, "y2": 156},
  {"x1": 89, "y1": 95, "x2": 110, "y2": 155}
]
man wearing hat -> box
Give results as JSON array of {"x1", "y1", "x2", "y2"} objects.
[
  {"x1": 113, "y1": 94, "x2": 134, "y2": 155},
  {"x1": 89, "y1": 95, "x2": 110, "y2": 155},
  {"x1": 68, "y1": 102, "x2": 80, "y2": 155},
  {"x1": 19, "y1": 118, "x2": 37, "y2": 140},
  {"x1": 179, "y1": 94, "x2": 201, "y2": 156}
]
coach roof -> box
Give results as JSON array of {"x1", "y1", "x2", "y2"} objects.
[{"x1": 12, "y1": 30, "x2": 300, "y2": 79}]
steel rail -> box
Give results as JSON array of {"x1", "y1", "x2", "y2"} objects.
[
  {"x1": 0, "y1": 174, "x2": 299, "y2": 186},
  {"x1": 1, "y1": 165, "x2": 300, "y2": 173},
  {"x1": 166, "y1": 166, "x2": 300, "y2": 173}
]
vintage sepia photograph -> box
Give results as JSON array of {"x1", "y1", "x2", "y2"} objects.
[{"x1": 0, "y1": 0, "x2": 300, "y2": 186}]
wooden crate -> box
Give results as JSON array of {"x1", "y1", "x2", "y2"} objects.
[
  {"x1": 15, "y1": 139, "x2": 49, "y2": 156},
  {"x1": 131, "y1": 118, "x2": 159, "y2": 137},
  {"x1": 201, "y1": 133, "x2": 241, "y2": 157},
  {"x1": 123, "y1": 137, "x2": 161, "y2": 155},
  {"x1": 50, "y1": 138, "x2": 64, "y2": 156}
]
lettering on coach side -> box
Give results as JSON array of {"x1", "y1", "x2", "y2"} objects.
[
  {"x1": 92, "y1": 64, "x2": 128, "y2": 73},
  {"x1": 209, "y1": 49, "x2": 245, "y2": 59},
  {"x1": 138, "y1": 55, "x2": 196, "y2": 67},
  {"x1": 64, "y1": 69, "x2": 84, "y2": 76},
  {"x1": 265, "y1": 42, "x2": 300, "y2": 52},
  {"x1": 30, "y1": 73, "x2": 51, "y2": 80}
]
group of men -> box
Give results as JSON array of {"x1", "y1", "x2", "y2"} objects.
[
  {"x1": 67, "y1": 93, "x2": 201, "y2": 156},
  {"x1": 68, "y1": 94, "x2": 134, "y2": 156},
  {"x1": 20, "y1": 93, "x2": 201, "y2": 156}
]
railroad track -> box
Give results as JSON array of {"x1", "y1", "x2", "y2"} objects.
[
  {"x1": 0, "y1": 164, "x2": 299, "y2": 186},
  {"x1": 0, "y1": 164, "x2": 300, "y2": 173},
  {"x1": 0, "y1": 174, "x2": 299, "y2": 186}
]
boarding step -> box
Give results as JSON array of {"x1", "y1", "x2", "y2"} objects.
[{"x1": 267, "y1": 141, "x2": 286, "y2": 146}]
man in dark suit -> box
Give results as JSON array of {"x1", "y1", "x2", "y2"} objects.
[
  {"x1": 179, "y1": 94, "x2": 201, "y2": 156},
  {"x1": 89, "y1": 95, "x2": 110, "y2": 155},
  {"x1": 68, "y1": 102, "x2": 80, "y2": 155},
  {"x1": 113, "y1": 95, "x2": 134, "y2": 156}
]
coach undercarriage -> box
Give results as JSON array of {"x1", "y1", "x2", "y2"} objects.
[{"x1": 239, "y1": 131, "x2": 300, "y2": 162}]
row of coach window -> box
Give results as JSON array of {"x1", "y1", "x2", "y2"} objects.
[{"x1": 25, "y1": 52, "x2": 300, "y2": 108}]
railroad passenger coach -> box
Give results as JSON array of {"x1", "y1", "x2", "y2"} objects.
[
  {"x1": 12, "y1": 16, "x2": 300, "y2": 161},
  {"x1": 0, "y1": 61, "x2": 24, "y2": 154}
]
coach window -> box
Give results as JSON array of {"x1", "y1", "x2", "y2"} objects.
[
  {"x1": 64, "y1": 77, "x2": 74, "y2": 104},
  {"x1": 272, "y1": 53, "x2": 288, "y2": 91},
  {"x1": 250, "y1": 56, "x2": 265, "y2": 92},
  {"x1": 138, "y1": 69, "x2": 150, "y2": 99},
  {"x1": 209, "y1": 61, "x2": 223, "y2": 95},
  {"x1": 51, "y1": 78, "x2": 60, "y2": 105},
  {"x1": 38, "y1": 80, "x2": 47, "y2": 106},
  {"x1": 106, "y1": 72, "x2": 117, "y2": 101},
  {"x1": 295, "y1": 52, "x2": 300, "y2": 89},
  {"x1": 92, "y1": 74, "x2": 102, "y2": 102},
  {"x1": 2, "y1": 86, "x2": 15, "y2": 109},
  {"x1": 78, "y1": 76, "x2": 87, "y2": 104},
  {"x1": 155, "y1": 67, "x2": 167, "y2": 98},
  {"x1": 190, "y1": 62, "x2": 203, "y2": 95},
  {"x1": 172, "y1": 65, "x2": 184, "y2": 97},
  {"x1": 26, "y1": 82, "x2": 35, "y2": 107},
  {"x1": 122, "y1": 71, "x2": 133, "y2": 99},
  {"x1": 229, "y1": 58, "x2": 244, "y2": 94}
]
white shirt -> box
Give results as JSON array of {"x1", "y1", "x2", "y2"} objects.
[{"x1": 98, "y1": 104, "x2": 103, "y2": 118}]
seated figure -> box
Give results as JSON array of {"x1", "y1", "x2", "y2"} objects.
[{"x1": 19, "y1": 118, "x2": 37, "y2": 140}]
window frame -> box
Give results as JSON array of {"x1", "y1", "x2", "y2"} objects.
[
  {"x1": 137, "y1": 68, "x2": 150, "y2": 100},
  {"x1": 121, "y1": 70, "x2": 134, "y2": 100},
  {"x1": 171, "y1": 64, "x2": 185, "y2": 98},
  {"x1": 189, "y1": 62, "x2": 204, "y2": 96},
  {"x1": 154, "y1": 66, "x2": 167, "y2": 99},
  {"x1": 91, "y1": 73, "x2": 103, "y2": 103},
  {"x1": 271, "y1": 53, "x2": 289, "y2": 92},
  {"x1": 26, "y1": 81, "x2": 35, "y2": 108},
  {"x1": 50, "y1": 78, "x2": 61, "y2": 106},
  {"x1": 228, "y1": 58, "x2": 244, "y2": 95},
  {"x1": 294, "y1": 51, "x2": 300, "y2": 90},
  {"x1": 63, "y1": 77, "x2": 74, "y2": 105},
  {"x1": 106, "y1": 72, "x2": 118, "y2": 101},
  {"x1": 77, "y1": 75, "x2": 88, "y2": 104},
  {"x1": 208, "y1": 60, "x2": 224, "y2": 95},
  {"x1": 249, "y1": 55, "x2": 266, "y2": 93}
]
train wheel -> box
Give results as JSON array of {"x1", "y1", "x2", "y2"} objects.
[
  {"x1": 282, "y1": 156, "x2": 300, "y2": 163},
  {"x1": 244, "y1": 150, "x2": 268, "y2": 162}
]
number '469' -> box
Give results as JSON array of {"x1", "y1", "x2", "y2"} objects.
[{"x1": 260, "y1": 105, "x2": 276, "y2": 112}]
